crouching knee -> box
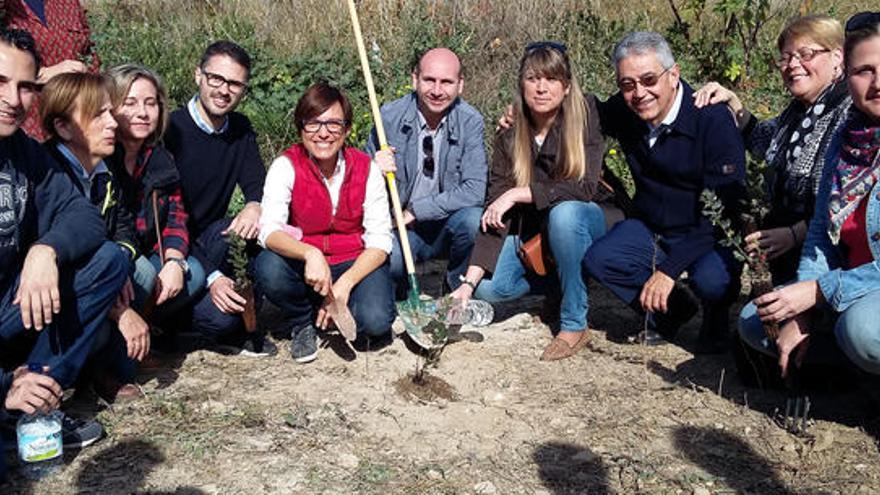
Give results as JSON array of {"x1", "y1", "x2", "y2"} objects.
[
  {"x1": 357, "y1": 306, "x2": 395, "y2": 338},
  {"x1": 836, "y1": 308, "x2": 880, "y2": 375}
]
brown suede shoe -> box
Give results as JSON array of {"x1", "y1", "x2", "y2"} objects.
[{"x1": 540, "y1": 329, "x2": 591, "y2": 361}]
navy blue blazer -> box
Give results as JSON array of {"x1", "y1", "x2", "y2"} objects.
[{"x1": 598, "y1": 81, "x2": 746, "y2": 278}]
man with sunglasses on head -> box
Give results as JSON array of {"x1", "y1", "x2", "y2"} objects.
[
  {"x1": 583, "y1": 32, "x2": 746, "y2": 352},
  {"x1": 366, "y1": 47, "x2": 487, "y2": 297},
  {"x1": 164, "y1": 40, "x2": 272, "y2": 356}
]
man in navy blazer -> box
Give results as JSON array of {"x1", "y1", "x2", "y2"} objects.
[
  {"x1": 366, "y1": 48, "x2": 487, "y2": 296},
  {"x1": 585, "y1": 32, "x2": 746, "y2": 351}
]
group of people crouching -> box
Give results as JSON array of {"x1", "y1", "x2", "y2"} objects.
[{"x1": 1, "y1": 9, "x2": 880, "y2": 477}]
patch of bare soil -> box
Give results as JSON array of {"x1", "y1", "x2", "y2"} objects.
[
  {"x1": 394, "y1": 372, "x2": 459, "y2": 403},
  {"x1": 3, "y1": 262, "x2": 880, "y2": 494}
]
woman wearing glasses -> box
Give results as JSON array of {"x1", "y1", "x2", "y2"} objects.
[
  {"x1": 254, "y1": 83, "x2": 395, "y2": 364},
  {"x1": 450, "y1": 42, "x2": 608, "y2": 361},
  {"x1": 694, "y1": 15, "x2": 849, "y2": 284},
  {"x1": 740, "y1": 12, "x2": 880, "y2": 378}
]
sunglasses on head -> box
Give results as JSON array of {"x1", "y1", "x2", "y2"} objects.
[
  {"x1": 846, "y1": 12, "x2": 880, "y2": 33},
  {"x1": 525, "y1": 41, "x2": 567, "y2": 55}
]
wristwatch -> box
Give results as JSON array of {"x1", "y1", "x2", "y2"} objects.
[
  {"x1": 458, "y1": 274, "x2": 477, "y2": 291},
  {"x1": 166, "y1": 257, "x2": 189, "y2": 274}
]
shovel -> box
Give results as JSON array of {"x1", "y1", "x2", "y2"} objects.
[
  {"x1": 347, "y1": 0, "x2": 453, "y2": 351},
  {"x1": 346, "y1": 0, "x2": 422, "y2": 312}
]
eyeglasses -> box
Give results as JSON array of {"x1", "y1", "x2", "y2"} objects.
[
  {"x1": 302, "y1": 119, "x2": 348, "y2": 135},
  {"x1": 775, "y1": 47, "x2": 830, "y2": 68},
  {"x1": 422, "y1": 135, "x2": 435, "y2": 179},
  {"x1": 200, "y1": 69, "x2": 248, "y2": 94},
  {"x1": 525, "y1": 41, "x2": 567, "y2": 55},
  {"x1": 846, "y1": 11, "x2": 880, "y2": 33},
  {"x1": 617, "y1": 66, "x2": 671, "y2": 93}
]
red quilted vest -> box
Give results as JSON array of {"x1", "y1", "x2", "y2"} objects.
[{"x1": 283, "y1": 144, "x2": 370, "y2": 265}]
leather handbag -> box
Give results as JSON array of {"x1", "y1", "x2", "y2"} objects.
[{"x1": 518, "y1": 233, "x2": 550, "y2": 276}]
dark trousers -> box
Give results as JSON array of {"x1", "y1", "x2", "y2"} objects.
[
  {"x1": 1, "y1": 240, "x2": 127, "y2": 473},
  {"x1": 584, "y1": 219, "x2": 738, "y2": 332},
  {"x1": 187, "y1": 218, "x2": 261, "y2": 345},
  {"x1": 254, "y1": 251, "x2": 395, "y2": 339},
  {"x1": 0, "y1": 243, "x2": 126, "y2": 478},
  {"x1": 0, "y1": 241, "x2": 128, "y2": 387}
]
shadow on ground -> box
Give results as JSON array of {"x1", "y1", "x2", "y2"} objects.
[
  {"x1": 532, "y1": 441, "x2": 610, "y2": 494},
  {"x1": 75, "y1": 439, "x2": 205, "y2": 494},
  {"x1": 673, "y1": 425, "x2": 796, "y2": 495}
]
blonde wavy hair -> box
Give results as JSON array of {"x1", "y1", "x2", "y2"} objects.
[{"x1": 511, "y1": 44, "x2": 588, "y2": 187}]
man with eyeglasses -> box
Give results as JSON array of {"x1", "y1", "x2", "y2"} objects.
[
  {"x1": 366, "y1": 47, "x2": 487, "y2": 297},
  {"x1": 163, "y1": 40, "x2": 272, "y2": 357},
  {"x1": 583, "y1": 32, "x2": 746, "y2": 352}
]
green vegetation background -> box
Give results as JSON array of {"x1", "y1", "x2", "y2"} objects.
[{"x1": 86, "y1": 0, "x2": 864, "y2": 200}]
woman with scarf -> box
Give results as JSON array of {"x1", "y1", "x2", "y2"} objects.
[
  {"x1": 694, "y1": 15, "x2": 849, "y2": 284},
  {"x1": 739, "y1": 12, "x2": 880, "y2": 378}
]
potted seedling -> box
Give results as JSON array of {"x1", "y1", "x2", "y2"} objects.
[
  {"x1": 226, "y1": 231, "x2": 258, "y2": 333},
  {"x1": 701, "y1": 174, "x2": 777, "y2": 339}
]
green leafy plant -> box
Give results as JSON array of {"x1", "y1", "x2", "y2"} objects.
[
  {"x1": 226, "y1": 231, "x2": 257, "y2": 332},
  {"x1": 226, "y1": 231, "x2": 250, "y2": 291},
  {"x1": 701, "y1": 182, "x2": 778, "y2": 338}
]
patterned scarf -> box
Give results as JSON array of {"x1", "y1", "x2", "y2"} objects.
[
  {"x1": 766, "y1": 78, "x2": 850, "y2": 173},
  {"x1": 828, "y1": 111, "x2": 880, "y2": 244}
]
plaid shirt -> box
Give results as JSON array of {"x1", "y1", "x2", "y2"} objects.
[{"x1": 129, "y1": 148, "x2": 190, "y2": 256}]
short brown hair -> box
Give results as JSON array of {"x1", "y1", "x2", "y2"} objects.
[
  {"x1": 777, "y1": 15, "x2": 844, "y2": 52},
  {"x1": 105, "y1": 64, "x2": 169, "y2": 147},
  {"x1": 40, "y1": 72, "x2": 109, "y2": 141},
  {"x1": 293, "y1": 83, "x2": 353, "y2": 133}
]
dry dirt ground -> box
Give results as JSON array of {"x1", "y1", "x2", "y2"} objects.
[{"x1": 3, "y1": 265, "x2": 880, "y2": 494}]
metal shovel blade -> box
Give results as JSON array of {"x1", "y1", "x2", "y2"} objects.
[{"x1": 324, "y1": 292, "x2": 357, "y2": 341}]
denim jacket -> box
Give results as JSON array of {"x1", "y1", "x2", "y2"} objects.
[
  {"x1": 798, "y1": 127, "x2": 880, "y2": 312},
  {"x1": 365, "y1": 93, "x2": 487, "y2": 221}
]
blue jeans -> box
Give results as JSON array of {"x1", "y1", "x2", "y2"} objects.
[
  {"x1": 740, "y1": 287, "x2": 880, "y2": 375},
  {"x1": 475, "y1": 201, "x2": 606, "y2": 332},
  {"x1": 131, "y1": 253, "x2": 206, "y2": 314},
  {"x1": 254, "y1": 251, "x2": 395, "y2": 338},
  {"x1": 0, "y1": 241, "x2": 128, "y2": 391},
  {"x1": 390, "y1": 206, "x2": 482, "y2": 291},
  {"x1": 90, "y1": 253, "x2": 206, "y2": 379}
]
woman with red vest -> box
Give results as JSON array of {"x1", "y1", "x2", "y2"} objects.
[{"x1": 254, "y1": 83, "x2": 395, "y2": 363}]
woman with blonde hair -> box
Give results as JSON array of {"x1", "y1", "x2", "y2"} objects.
[
  {"x1": 451, "y1": 42, "x2": 608, "y2": 361},
  {"x1": 695, "y1": 15, "x2": 849, "y2": 284},
  {"x1": 104, "y1": 64, "x2": 205, "y2": 324},
  {"x1": 740, "y1": 11, "x2": 880, "y2": 379}
]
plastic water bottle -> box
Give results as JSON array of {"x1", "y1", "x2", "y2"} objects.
[
  {"x1": 444, "y1": 299, "x2": 494, "y2": 327},
  {"x1": 16, "y1": 365, "x2": 63, "y2": 480}
]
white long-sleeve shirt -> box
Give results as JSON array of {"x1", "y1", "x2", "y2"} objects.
[{"x1": 258, "y1": 151, "x2": 393, "y2": 254}]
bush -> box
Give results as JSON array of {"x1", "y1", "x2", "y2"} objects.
[{"x1": 87, "y1": 0, "x2": 861, "y2": 168}]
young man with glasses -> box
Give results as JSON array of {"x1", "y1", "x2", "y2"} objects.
[
  {"x1": 583, "y1": 32, "x2": 747, "y2": 352},
  {"x1": 366, "y1": 47, "x2": 487, "y2": 297},
  {"x1": 163, "y1": 41, "x2": 273, "y2": 357}
]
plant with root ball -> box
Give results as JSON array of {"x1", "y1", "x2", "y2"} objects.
[
  {"x1": 226, "y1": 231, "x2": 258, "y2": 332},
  {"x1": 701, "y1": 188, "x2": 778, "y2": 339}
]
